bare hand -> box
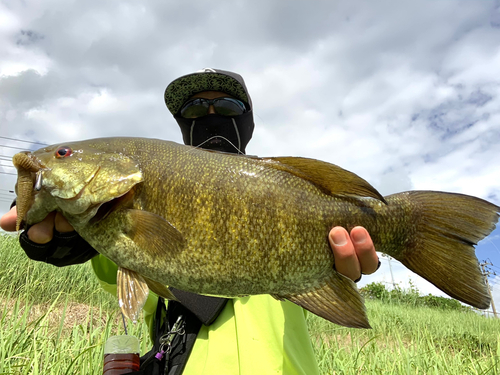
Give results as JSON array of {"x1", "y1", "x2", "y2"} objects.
[
  {"x1": 329, "y1": 226, "x2": 379, "y2": 281},
  {"x1": 0, "y1": 206, "x2": 74, "y2": 243}
]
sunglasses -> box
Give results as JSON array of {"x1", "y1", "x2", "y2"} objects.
[{"x1": 179, "y1": 97, "x2": 247, "y2": 118}]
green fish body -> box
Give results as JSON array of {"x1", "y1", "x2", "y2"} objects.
[{"x1": 13, "y1": 137, "x2": 499, "y2": 327}]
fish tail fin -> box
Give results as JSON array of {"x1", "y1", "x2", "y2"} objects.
[{"x1": 385, "y1": 191, "x2": 499, "y2": 309}]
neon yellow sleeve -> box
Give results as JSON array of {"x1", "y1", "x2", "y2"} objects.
[{"x1": 91, "y1": 255, "x2": 319, "y2": 374}]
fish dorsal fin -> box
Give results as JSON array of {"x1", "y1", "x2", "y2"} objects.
[{"x1": 262, "y1": 157, "x2": 387, "y2": 203}]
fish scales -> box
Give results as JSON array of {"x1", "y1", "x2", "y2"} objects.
[
  {"x1": 13, "y1": 137, "x2": 499, "y2": 328},
  {"x1": 96, "y1": 139, "x2": 337, "y2": 295},
  {"x1": 132, "y1": 143, "x2": 388, "y2": 295}
]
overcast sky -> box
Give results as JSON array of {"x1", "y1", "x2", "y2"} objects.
[{"x1": 1, "y1": 0, "x2": 499, "y2": 313}]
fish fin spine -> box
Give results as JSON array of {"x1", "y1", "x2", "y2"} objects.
[
  {"x1": 262, "y1": 157, "x2": 387, "y2": 203},
  {"x1": 117, "y1": 267, "x2": 150, "y2": 323}
]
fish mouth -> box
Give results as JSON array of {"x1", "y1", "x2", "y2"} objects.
[
  {"x1": 12, "y1": 151, "x2": 99, "y2": 229},
  {"x1": 12, "y1": 152, "x2": 43, "y2": 231}
]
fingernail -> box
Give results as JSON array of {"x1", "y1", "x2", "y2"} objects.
[
  {"x1": 352, "y1": 229, "x2": 366, "y2": 244},
  {"x1": 331, "y1": 229, "x2": 348, "y2": 246}
]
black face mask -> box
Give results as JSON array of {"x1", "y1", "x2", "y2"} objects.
[{"x1": 174, "y1": 111, "x2": 254, "y2": 154}]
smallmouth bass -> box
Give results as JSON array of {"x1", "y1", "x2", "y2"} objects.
[{"x1": 12, "y1": 137, "x2": 499, "y2": 328}]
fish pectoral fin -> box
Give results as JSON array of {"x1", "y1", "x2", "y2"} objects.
[
  {"x1": 117, "y1": 267, "x2": 150, "y2": 323},
  {"x1": 278, "y1": 272, "x2": 370, "y2": 329},
  {"x1": 124, "y1": 209, "x2": 186, "y2": 256},
  {"x1": 262, "y1": 157, "x2": 386, "y2": 203},
  {"x1": 143, "y1": 276, "x2": 179, "y2": 301}
]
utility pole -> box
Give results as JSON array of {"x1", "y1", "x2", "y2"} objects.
[
  {"x1": 387, "y1": 256, "x2": 396, "y2": 289},
  {"x1": 381, "y1": 254, "x2": 397, "y2": 289},
  {"x1": 480, "y1": 262, "x2": 498, "y2": 319}
]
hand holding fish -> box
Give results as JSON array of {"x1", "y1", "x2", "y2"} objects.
[
  {"x1": 0, "y1": 208, "x2": 73, "y2": 243},
  {"x1": 0, "y1": 207, "x2": 379, "y2": 282},
  {"x1": 330, "y1": 226, "x2": 380, "y2": 281}
]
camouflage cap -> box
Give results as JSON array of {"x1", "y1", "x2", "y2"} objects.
[{"x1": 164, "y1": 68, "x2": 252, "y2": 115}]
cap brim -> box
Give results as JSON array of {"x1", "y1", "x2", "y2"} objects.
[{"x1": 165, "y1": 71, "x2": 250, "y2": 115}]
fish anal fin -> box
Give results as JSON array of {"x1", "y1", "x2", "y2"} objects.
[
  {"x1": 263, "y1": 157, "x2": 386, "y2": 203},
  {"x1": 279, "y1": 273, "x2": 370, "y2": 328},
  {"x1": 124, "y1": 209, "x2": 186, "y2": 257},
  {"x1": 117, "y1": 267, "x2": 149, "y2": 323},
  {"x1": 143, "y1": 276, "x2": 178, "y2": 301}
]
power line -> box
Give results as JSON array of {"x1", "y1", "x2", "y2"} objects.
[
  {"x1": 0, "y1": 144, "x2": 31, "y2": 151},
  {"x1": 0, "y1": 171, "x2": 16, "y2": 176},
  {"x1": 0, "y1": 164, "x2": 15, "y2": 168},
  {"x1": 0, "y1": 189, "x2": 14, "y2": 193},
  {"x1": 0, "y1": 136, "x2": 48, "y2": 146},
  {"x1": 485, "y1": 259, "x2": 500, "y2": 271},
  {"x1": 483, "y1": 260, "x2": 500, "y2": 277}
]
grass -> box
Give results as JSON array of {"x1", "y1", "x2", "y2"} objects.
[
  {"x1": 1, "y1": 233, "x2": 499, "y2": 374},
  {"x1": 0, "y1": 234, "x2": 150, "y2": 374},
  {"x1": 307, "y1": 302, "x2": 500, "y2": 374}
]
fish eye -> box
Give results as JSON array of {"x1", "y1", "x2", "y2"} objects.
[{"x1": 55, "y1": 147, "x2": 72, "y2": 158}]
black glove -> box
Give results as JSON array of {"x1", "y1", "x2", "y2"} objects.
[{"x1": 19, "y1": 228, "x2": 98, "y2": 267}]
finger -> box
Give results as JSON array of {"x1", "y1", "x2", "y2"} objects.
[
  {"x1": 54, "y1": 212, "x2": 74, "y2": 233},
  {"x1": 27, "y1": 212, "x2": 56, "y2": 244},
  {"x1": 0, "y1": 206, "x2": 18, "y2": 232},
  {"x1": 350, "y1": 226, "x2": 379, "y2": 275},
  {"x1": 329, "y1": 226, "x2": 361, "y2": 282}
]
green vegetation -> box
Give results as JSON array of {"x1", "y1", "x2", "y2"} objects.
[
  {"x1": 308, "y1": 300, "x2": 499, "y2": 374},
  {"x1": 1, "y1": 234, "x2": 499, "y2": 374},
  {"x1": 0, "y1": 234, "x2": 150, "y2": 374},
  {"x1": 360, "y1": 280, "x2": 470, "y2": 311}
]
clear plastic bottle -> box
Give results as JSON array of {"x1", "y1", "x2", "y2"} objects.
[{"x1": 103, "y1": 335, "x2": 140, "y2": 374}]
